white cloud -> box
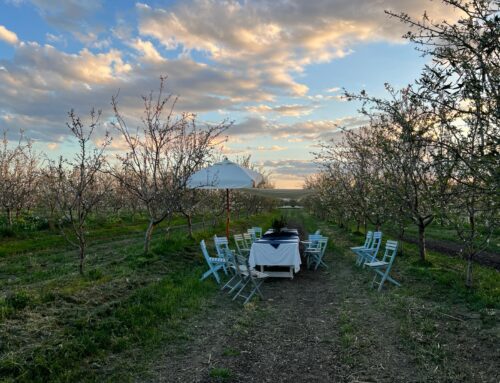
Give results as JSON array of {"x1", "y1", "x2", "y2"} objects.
[
  {"x1": 129, "y1": 38, "x2": 165, "y2": 63},
  {"x1": 0, "y1": 25, "x2": 19, "y2": 45}
]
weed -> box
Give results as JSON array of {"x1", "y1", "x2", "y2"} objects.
[{"x1": 209, "y1": 367, "x2": 233, "y2": 381}]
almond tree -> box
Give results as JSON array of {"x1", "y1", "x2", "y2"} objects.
[
  {"x1": 346, "y1": 86, "x2": 450, "y2": 262},
  {"x1": 388, "y1": 0, "x2": 499, "y2": 285},
  {"x1": 46, "y1": 109, "x2": 110, "y2": 274},
  {"x1": 0, "y1": 130, "x2": 39, "y2": 227},
  {"x1": 111, "y1": 77, "x2": 228, "y2": 253}
]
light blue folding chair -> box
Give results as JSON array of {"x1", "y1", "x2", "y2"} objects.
[
  {"x1": 350, "y1": 231, "x2": 373, "y2": 253},
  {"x1": 304, "y1": 236, "x2": 328, "y2": 270},
  {"x1": 354, "y1": 231, "x2": 382, "y2": 266},
  {"x1": 364, "y1": 240, "x2": 401, "y2": 291},
  {"x1": 247, "y1": 228, "x2": 257, "y2": 243},
  {"x1": 251, "y1": 227, "x2": 263, "y2": 239},
  {"x1": 200, "y1": 240, "x2": 226, "y2": 284},
  {"x1": 214, "y1": 235, "x2": 243, "y2": 293},
  {"x1": 213, "y1": 235, "x2": 232, "y2": 272}
]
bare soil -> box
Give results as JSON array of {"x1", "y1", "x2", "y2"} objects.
[{"x1": 144, "y1": 225, "x2": 500, "y2": 382}]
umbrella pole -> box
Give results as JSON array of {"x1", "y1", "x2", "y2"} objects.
[{"x1": 226, "y1": 188, "x2": 230, "y2": 239}]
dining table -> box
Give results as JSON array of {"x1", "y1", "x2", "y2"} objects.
[{"x1": 248, "y1": 228, "x2": 301, "y2": 279}]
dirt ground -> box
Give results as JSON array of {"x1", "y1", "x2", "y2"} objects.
[{"x1": 143, "y1": 226, "x2": 500, "y2": 383}]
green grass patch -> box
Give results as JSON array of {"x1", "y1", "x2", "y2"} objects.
[{"x1": 209, "y1": 367, "x2": 233, "y2": 381}]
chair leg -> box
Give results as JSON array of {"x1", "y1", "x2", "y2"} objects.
[
  {"x1": 201, "y1": 266, "x2": 221, "y2": 284},
  {"x1": 232, "y1": 277, "x2": 250, "y2": 301}
]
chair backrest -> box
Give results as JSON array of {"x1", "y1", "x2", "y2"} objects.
[
  {"x1": 234, "y1": 234, "x2": 247, "y2": 255},
  {"x1": 252, "y1": 227, "x2": 263, "y2": 239},
  {"x1": 370, "y1": 231, "x2": 382, "y2": 251},
  {"x1": 314, "y1": 229, "x2": 321, "y2": 235},
  {"x1": 214, "y1": 235, "x2": 231, "y2": 260},
  {"x1": 247, "y1": 228, "x2": 257, "y2": 242},
  {"x1": 308, "y1": 234, "x2": 323, "y2": 248},
  {"x1": 363, "y1": 231, "x2": 374, "y2": 248},
  {"x1": 318, "y1": 237, "x2": 328, "y2": 255},
  {"x1": 200, "y1": 240, "x2": 212, "y2": 264},
  {"x1": 243, "y1": 233, "x2": 253, "y2": 247},
  {"x1": 381, "y1": 240, "x2": 398, "y2": 265}
]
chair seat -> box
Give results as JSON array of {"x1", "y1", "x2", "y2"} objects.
[
  {"x1": 250, "y1": 270, "x2": 269, "y2": 279},
  {"x1": 209, "y1": 257, "x2": 225, "y2": 263},
  {"x1": 305, "y1": 249, "x2": 321, "y2": 254},
  {"x1": 365, "y1": 261, "x2": 388, "y2": 267},
  {"x1": 350, "y1": 245, "x2": 367, "y2": 250}
]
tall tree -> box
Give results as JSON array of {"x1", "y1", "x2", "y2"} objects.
[
  {"x1": 388, "y1": 0, "x2": 499, "y2": 285},
  {"x1": 46, "y1": 109, "x2": 110, "y2": 274},
  {"x1": 111, "y1": 77, "x2": 229, "y2": 253},
  {"x1": 0, "y1": 130, "x2": 39, "y2": 227}
]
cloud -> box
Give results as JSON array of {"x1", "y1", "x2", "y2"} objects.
[
  {"x1": 261, "y1": 159, "x2": 321, "y2": 188},
  {"x1": 129, "y1": 38, "x2": 165, "y2": 63},
  {"x1": 0, "y1": 25, "x2": 19, "y2": 45},
  {"x1": 0, "y1": 0, "x2": 457, "y2": 153},
  {"x1": 228, "y1": 115, "x2": 367, "y2": 141},
  {"x1": 137, "y1": 0, "x2": 456, "y2": 99},
  {"x1": 247, "y1": 145, "x2": 287, "y2": 152},
  {"x1": 246, "y1": 103, "x2": 315, "y2": 117},
  {"x1": 28, "y1": 0, "x2": 104, "y2": 44},
  {"x1": 326, "y1": 87, "x2": 341, "y2": 93}
]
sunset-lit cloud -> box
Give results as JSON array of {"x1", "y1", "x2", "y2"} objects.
[
  {"x1": 0, "y1": 0, "x2": 459, "y2": 187},
  {"x1": 0, "y1": 25, "x2": 18, "y2": 45}
]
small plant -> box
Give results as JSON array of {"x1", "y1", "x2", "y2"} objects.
[
  {"x1": 209, "y1": 367, "x2": 233, "y2": 381},
  {"x1": 271, "y1": 215, "x2": 287, "y2": 233}
]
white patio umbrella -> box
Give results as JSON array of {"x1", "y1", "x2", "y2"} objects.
[{"x1": 187, "y1": 158, "x2": 263, "y2": 239}]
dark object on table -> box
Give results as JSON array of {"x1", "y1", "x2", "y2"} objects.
[
  {"x1": 271, "y1": 216, "x2": 287, "y2": 233},
  {"x1": 262, "y1": 229, "x2": 298, "y2": 240}
]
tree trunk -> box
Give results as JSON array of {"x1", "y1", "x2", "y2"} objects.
[
  {"x1": 187, "y1": 214, "x2": 193, "y2": 238},
  {"x1": 79, "y1": 245, "x2": 85, "y2": 275},
  {"x1": 144, "y1": 220, "x2": 156, "y2": 254},
  {"x1": 356, "y1": 220, "x2": 360, "y2": 233},
  {"x1": 7, "y1": 208, "x2": 12, "y2": 227},
  {"x1": 418, "y1": 221, "x2": 426, "y2": 262},
  {"x1": 465, "y1": 253, "x2": 474, "y2": 288}
]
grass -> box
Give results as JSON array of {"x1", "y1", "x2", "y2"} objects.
[
  {"x1": 0, "y1": 210, "x2": 279, "y2": 382},
  {"x1": 310, "y1": 216, "x2": 499, "y2": 381},
  {"x1": 1, "y1": 208, "x2": 498, "y2": 381}
]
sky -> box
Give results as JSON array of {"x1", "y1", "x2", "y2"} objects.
[{"x1": 0, "y1": 0, "x2": 456, "y2": 188}]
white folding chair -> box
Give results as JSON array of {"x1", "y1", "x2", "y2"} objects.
[
  {"x1": 231, "y1": 253, "x2": 269, "y2": 304},
  {"x1": 364, "y1": 240, "x2": 401, "y2": 291},
  {"x1": 234, "y1": 234, "x2": 250, "y2": 256},
  {"x1": 304, "y1": 236, "x2": 328, "y2": 270},
  {"x1": 243, "y1": 232, "x2": 253, "y2": 247}
]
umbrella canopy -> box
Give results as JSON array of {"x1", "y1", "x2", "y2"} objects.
[
  {"x1": 187, "y1": 158, "x2": 263, "y2": 238},
  {"x1": 188, "y1": 158, "x2": 263, "y2": 189}
]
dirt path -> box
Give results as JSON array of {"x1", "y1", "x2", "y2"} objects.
[{"x1": 143, "y1": 225, "x2": 499, "y2": 382}]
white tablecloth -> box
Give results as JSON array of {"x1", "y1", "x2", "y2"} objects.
[{"x1": 249, "y1": 238, "x2": 301, "y2": 272}]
